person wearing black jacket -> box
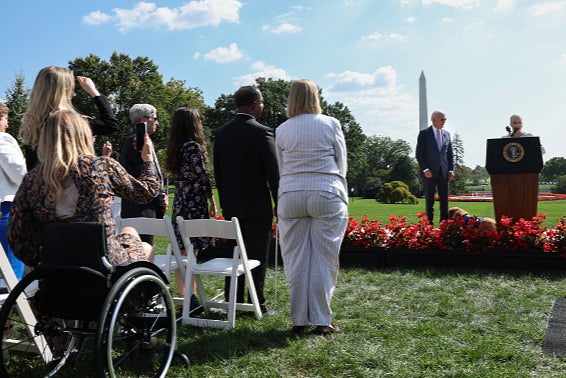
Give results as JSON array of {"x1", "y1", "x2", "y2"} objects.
[{"x1": 213, "y1": 86, "x2": 279, "y2": 314}]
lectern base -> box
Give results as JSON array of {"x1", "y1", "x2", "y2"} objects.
[{"x1": 490, "y1": 173, "x2": 539, "y2": 222}]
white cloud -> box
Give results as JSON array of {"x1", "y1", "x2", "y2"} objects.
[
  {"x1": 361, "y1": 32, "x2": 407, "y2": 44},
  {"x1": 202, "y1": 43, "x2": 244, "y2": 63},
  {"x1": 406, "y1": 16, "x2": 416, "y2": 23},
  {"x1": 82, "y1": 10, "x2": 111, "y2": 25},
  {"x1": 528, "y1": 1, "x2": 564, "y2": 16},
  {"x1": 325, "y1": 67, "x2": 417, "y2": 140},
  {"x1": 262, "y1": 22, "x2": 303, "y2": 34},
  {"x1": 82, "y1": 0, "x2": 242, "y2": 32},
  {"x1": 422, "y1": 0, "x2": 479, "y2": 8},
  {"x1": 327, "y1": 66, "x2": 398, "y2": 92},
  {"x1": 494, "y1": 0, "x2": 515, "y2": 12},
  {"x1": 559, "y1": 53, "x2": 566, "y2": 65},
  {"x1": 235, "y1": 61, "x2": 291, "y2": 86}
]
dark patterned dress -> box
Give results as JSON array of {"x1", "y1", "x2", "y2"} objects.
[
  {"x1": 7, "y1": 155, "x2": 160, "y2": 266},
  {"x1": 172, "y1": 141, "x2": 213, "y2": 251}
]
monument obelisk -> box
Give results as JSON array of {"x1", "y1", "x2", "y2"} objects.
[{"x1": 419, "y1": 71, "x2": 428, "y2": 131}]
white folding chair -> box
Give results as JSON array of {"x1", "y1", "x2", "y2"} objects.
[
  {"x1": 176, "y1": 216, "x2": 262, "y2": 329},
  {"x1": 0, "y1": 245, "x2": 48, "y2": 360},
  {"x1": 115, "y1": 215, "x2": 186, "y2": 306}
]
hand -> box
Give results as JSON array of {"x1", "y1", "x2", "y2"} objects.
[
  {"x1": 424, "y1": 170, "x2": 433, "y2": 179},
  {"x1": 448, "y1": 172, "x2": 454, "y2": 181},
  {"x1": 102, "y1": 141, "x2": 112, "y2": 157},
  {"x1": 76, "y1": 76, "x2": 100, "y2": 97}
]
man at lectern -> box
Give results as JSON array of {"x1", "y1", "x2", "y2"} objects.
[{"x1": 416, "y1": 110, "x2": 454, "y2": 225}]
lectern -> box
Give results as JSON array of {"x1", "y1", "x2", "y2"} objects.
[{"x1": 485, "y1": 137, "x2": 543, "y2": 222}]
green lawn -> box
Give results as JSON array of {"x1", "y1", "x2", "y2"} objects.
[{"x1": 45, "y1": 194, "x2": 566, "y2": 377}]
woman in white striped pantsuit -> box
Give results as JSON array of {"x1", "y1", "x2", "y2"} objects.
[{"x1": 276, "y1": 79, "x2": 348, "y2": 336}]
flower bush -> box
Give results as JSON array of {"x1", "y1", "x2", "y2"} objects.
[{"x1": 342, "y1": 212, "x2": 566, "y2": 255}]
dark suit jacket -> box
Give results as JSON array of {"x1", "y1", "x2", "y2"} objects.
[
  {"x1": 415, "y1": 126, "x2": 454, "y2": 177},
  {"x1": 120, "y1": 129, "x2": 164, "y2": 218},
  {"x1": 213, "y1": 114, "x2": 279, "y2": 219}
]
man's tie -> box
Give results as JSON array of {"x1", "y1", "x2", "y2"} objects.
[{"x1": 436, "y1": 129, "x2": 442, "y2": 151}]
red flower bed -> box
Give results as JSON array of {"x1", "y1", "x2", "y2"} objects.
[{"x1": 342, "y1": 212, "x2": 566, "y2": 255}]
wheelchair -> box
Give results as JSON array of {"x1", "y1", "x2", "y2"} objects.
[{"x1": 0, "y1": 221, "x2": 187, "y2": 377}]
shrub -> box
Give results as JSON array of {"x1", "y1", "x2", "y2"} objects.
[{"x1": 376, "y1": 181, "x2": 418, "y2": 204}]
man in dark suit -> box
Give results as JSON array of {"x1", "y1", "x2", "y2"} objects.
[
  {"x1": 120, "y1": 103, "x2": 168, "y2": 244},
  {"x1": 416, "y1": 110, "x2": 454, "y2": 225},
  {"x1": 213, "y1": 86, "x2": 279, "y2": 314}
]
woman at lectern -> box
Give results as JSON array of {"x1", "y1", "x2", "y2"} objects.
[{"x1": 503, "y1": 114, "x2": 545, "y2": 154}]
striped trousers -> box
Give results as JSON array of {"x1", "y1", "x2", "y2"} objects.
[{"x1": 278, "y1": 191, "x2": 348, "y2": 327}]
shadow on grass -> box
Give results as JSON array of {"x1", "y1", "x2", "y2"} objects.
[{"x1": 175, "y1": 326, "x2": 292, "y2": 366}]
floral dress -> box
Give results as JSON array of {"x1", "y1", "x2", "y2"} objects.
[
  {"x1": 172, "y1": 141, "x2": 213, "y2": 251},
  {"x1": 8, "y1": 155, "x2": 160, "y2": 266}
]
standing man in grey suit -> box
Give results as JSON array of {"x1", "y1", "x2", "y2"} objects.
[
  {"x1": 213, "y1": 85, "x2": 279, "y2": 314},
  {"x1": 416, "y1": 110, "x2": 454, "y2": 224}
]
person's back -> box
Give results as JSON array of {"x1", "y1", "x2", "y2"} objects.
[
  {"x1": 212, "y1": 85, "x2": 279, "y2": 313},
  {"x1": 214, "y1": 115, "x2": 278, "y2": 219}
]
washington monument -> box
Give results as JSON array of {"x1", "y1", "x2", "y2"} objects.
[{"x1": 419, "y1": 71, "x2": 428, "y2": 131}]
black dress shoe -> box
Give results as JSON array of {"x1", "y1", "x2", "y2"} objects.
[
  {"x1": 290, "y1": 325, "x2": 308, "y2": 335},
  {"x1": 260, "y1": 304, "x2": 268, "y2": 314},
  {"x1": 189, "y1": 294, "x2": 203, "y2": 316},
  {"x1": 312, "y1": 324, "x2": 340, "y2": 336}
]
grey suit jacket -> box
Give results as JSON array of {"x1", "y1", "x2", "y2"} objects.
[{"x1": 415, "y1": 126, "x2": 454, "y2": 177}]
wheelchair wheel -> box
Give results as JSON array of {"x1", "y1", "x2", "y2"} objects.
[
  {"x1": 95, "y1": 267, "x2": 176, "y2": 378},
  {"x1": 0, "y1": 272, "x2": 82, "y2": 378}
]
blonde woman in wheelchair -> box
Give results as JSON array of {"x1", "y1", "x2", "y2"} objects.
[{"x1": 8, "y1": 110, "x2": 160, "y2": 268}]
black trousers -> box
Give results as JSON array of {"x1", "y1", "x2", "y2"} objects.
[{"x1": 224, "y1": 217, "x2": 272, "y2": 305}]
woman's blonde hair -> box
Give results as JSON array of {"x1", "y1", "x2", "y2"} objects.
[
  {"x1": 37, "y1": 110, "x2": 94, "y2": 201},
  {"x1": 286, "y1": 79, "x2": 322, "y2": 118},
  {"x1": 22, "y1": 66, "x2": 76, "y2": 148}
]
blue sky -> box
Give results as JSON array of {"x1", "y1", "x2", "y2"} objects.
[{"x1": 1, "y1": 0, "x2": 565, "y2": 168}]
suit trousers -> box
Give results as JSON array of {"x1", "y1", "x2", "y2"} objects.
[
  {"x1": 424, "y1": 169, "x2": 449, "y2": 224},
  {"x1": 278, "y1": 191, "x2": 348, "y2": 327},
  {"x1": 224, "y1": 216, "x2": 272, "y2": 305}
]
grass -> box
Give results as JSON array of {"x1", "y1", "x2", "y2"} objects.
[
  {"x1": 167, "y1": 267, "x2": 566, "y2": 377},
  {"x1": 50, "y1": 265, "x2": 566, "y2": 377},
  {"x1": 34, "y1": 195, "x2": 566, "y2": 377}
]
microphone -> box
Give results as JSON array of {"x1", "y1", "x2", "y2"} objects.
[
  {"x1": 513, "y1": 126, "x2": 519, "y2": 135},
  {"x1": 505, "y1": 126, "x2": 512, "y2": 134}
]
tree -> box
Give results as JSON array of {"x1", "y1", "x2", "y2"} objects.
[
  {"x1": 471, "y1": 165, "x2": 489, "y2": 185},
  {"x1": 388, "y1": 155, "x2": 422, "y2": 197},
  {"x1": 68, "y1": 52, "x2": 206, "y2": 156},
  {"x1": 449, "y1": 132, "x2": 468, "y2": 195},
  {"x1": 3, "y1": 72, "x2": 28, "y2": 144},
  {"x1": 323, "y1": 101, "x2": 367, "y2": 195},
  {"x1": 553, "y1": 175, "x2": 566, "y2": 194},
  {"x1": 542, "y1": 157, "x2": 566, "y2": 183}
]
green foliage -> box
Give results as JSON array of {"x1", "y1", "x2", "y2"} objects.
[
  {"x1": 553, "y1": 175, "x2": 566, "y2": 194},
  {"x1": 388, "y1": 155, "x2": 422, "y2": 197},
  {"x1": 376, "y1": 181, "x2": 418, "y2": 204},
  {"x1": 542, "y1": 157, "x2": 566, "y2": 182},
  {"x1": 3, "y1": 72, "x2": 28, "y2": 144},
  {"x1": 68, "y1": 52, "x2": 206, "y2": 157}
]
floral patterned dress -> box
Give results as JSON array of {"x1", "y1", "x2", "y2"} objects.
[
  {"x1": 7, "y1": 155, "x2": 160, "y2": 266},
  {"x1": 172, "y1": 141, "x2": 213, "y2": 251}
]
